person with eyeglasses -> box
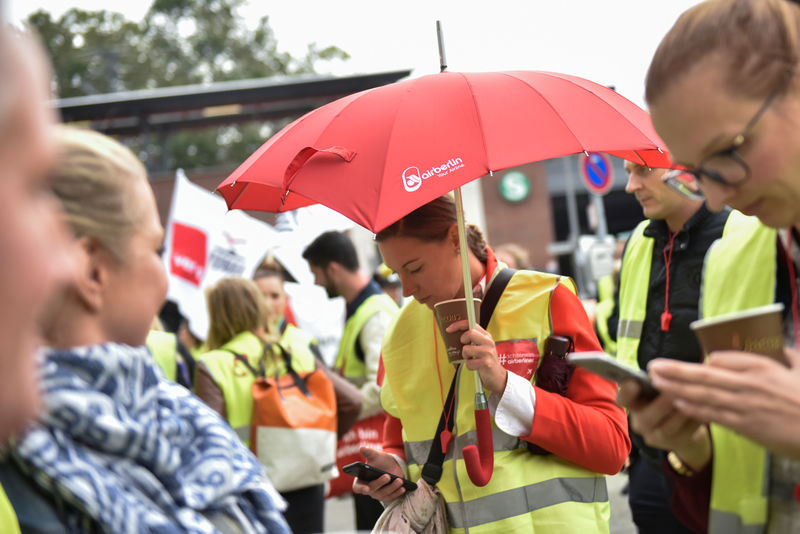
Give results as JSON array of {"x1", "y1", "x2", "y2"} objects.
[
  {"x1": 611, "y1": 160, "x2": 783, "y2": 534},
  {"x1": 615, "y1": 0, "x2": 800, "y2": 532}
]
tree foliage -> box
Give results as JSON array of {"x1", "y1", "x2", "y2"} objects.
[{"x1": 27, "y1": 0, "x2": 349, "y2": 170}]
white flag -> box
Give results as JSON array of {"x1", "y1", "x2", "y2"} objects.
[{"x1": 163, "y1": 170, "x2": 279, "y2": 339}]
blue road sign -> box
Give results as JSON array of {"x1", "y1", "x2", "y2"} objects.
[{"x1": 580, "y1": 152, "x2": 614, "y2": 195}]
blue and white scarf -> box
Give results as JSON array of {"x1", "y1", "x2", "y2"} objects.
[{"x1": 13, "y1": 343, "x2": 291, "y2": 534}]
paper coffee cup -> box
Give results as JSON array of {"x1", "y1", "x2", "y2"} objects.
[
  {"x1": 690, "y1": 303, "x2": 786, "y2": 364},
  {"x1": 433, "y1": 298, "x2": 481, "y2": 364}
]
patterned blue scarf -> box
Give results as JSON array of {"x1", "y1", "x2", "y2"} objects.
[{"x1": 13, "y1": 343, "x2": 291, "y2": 534}]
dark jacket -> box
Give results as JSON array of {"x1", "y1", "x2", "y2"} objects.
[
  {"x1": 611, "y1": 204, "x2": 729, "y2": 465},
  {"x1": 611, "y1": 204, "x2": 730, "y2": 370}
]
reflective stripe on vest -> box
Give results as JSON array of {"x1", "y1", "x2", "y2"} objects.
[
  {"x1": 381, "y1": 270, "x2": 609, "y2": 533},
  {"x1": 335, "y1": 293, "x2": 398, "y2": 379},
  {"x1": 404, "y1": 427, "x2": 527, "y2": 466},
  {"x1": 616, "y1": 220, "x2": 652, "y2": 369},
  {"x1": 146, "y1": 330, "x2": 178, "y2": 381},
  {"x1": 446, "y1": 476, "x2": 609, "y2": 530},
  {"x1": 702, "y1": 211, "x2": 777, "y2": 534}
]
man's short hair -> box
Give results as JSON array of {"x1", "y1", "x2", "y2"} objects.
[{"x1": 302, "y1": 231, "x2": 360, "y2": 272}]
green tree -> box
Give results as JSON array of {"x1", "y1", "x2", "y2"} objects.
[{"x1": 28, "y1": 0, "x2": 348, "y2": 170}]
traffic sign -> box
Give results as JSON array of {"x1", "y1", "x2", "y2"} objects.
[
  {"x1": 498, "y1": 171, "x2": 531, "y2": 203},
  {"x1": 580, "y1": 152, "x2": 614, "y2": 195}
]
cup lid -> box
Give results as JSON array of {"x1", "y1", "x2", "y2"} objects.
[{"x1": 689, "y1": 302, "x2": 784, "y2": 330}]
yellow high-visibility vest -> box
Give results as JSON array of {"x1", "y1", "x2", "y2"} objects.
[{"x1": 381, "y1": 270, "x2": 610, "y2": 533}]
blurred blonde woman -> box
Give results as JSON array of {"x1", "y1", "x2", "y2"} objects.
[
  {"x1": 1, "y1": 126, "x2": 290, "y2": 534},
  {"x1": 196, "y1": 276, "x2": 328, "y2": 534}
]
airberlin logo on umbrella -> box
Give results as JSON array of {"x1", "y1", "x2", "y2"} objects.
[{"x1": 401, "y1": 157, "x2": 465, "y2": 192}]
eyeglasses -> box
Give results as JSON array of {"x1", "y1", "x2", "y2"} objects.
[{"x1": 662, "y1": 80, "x2": 785, "y2": 197}]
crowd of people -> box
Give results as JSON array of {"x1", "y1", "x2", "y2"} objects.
[{"x1": 4, "y1": 0, "x2": 800, "y2": 532}]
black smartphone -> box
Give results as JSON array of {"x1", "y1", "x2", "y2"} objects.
[
  {"x1": 567, "y1": 351, "x2": 660, "y2": 400},
  {"x1": 342, "y1": 461, "x2": 418, "y2": 492}
]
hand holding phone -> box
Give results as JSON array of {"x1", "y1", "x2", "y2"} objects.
[
  {"x1": 567, "y1": 351, "x2": 659, "y2": 401},
  {"x1": 342, "y1": 461, "x2": 418, "y2": 492}
]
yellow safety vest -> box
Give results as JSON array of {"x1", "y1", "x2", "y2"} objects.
[
  {"x1": 595, "y1": 274, "x2": 618, "y2": 355},
  {"x1": 0, "y1": 484, "x2": 21, "y2": 534},
  {"x1": 334, "y1": 293, "x2": 398, "y2": 381},
  {"x1": 616, "y1": 220, "x2": 654, "y2": 369},
  {"x1": 381, "y1": 270, "x2": 610, "y2": 533},
  {"x1": 196, "y1": 329, "x2": 317, "y2": 445},
  {"x1": 702, "y1": 213, "x2": 777, "y2": 534},
  {"x1": 146, "y1": 329, "x2": 178, "y2": 381}
]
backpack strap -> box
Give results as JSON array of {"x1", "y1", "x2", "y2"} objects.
[
  {"x1": 226, "y1": 350, "x2": 260, "y2": 377},
  {"x1": 223, "y1": 344, "x2": 312, "y2": 397},
  {"x1": 421, "y1": 267, "x2": 517, "y2": 485}
]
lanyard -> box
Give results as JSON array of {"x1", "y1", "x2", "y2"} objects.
[
  {"x1": 783, "y1": 230, "x2": 800, "y2": 349},
  {"x1": 661, "y1": 230, "x2": 678, "y2": 331}
]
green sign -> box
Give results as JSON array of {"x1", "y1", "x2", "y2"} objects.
[{"x1": 498, "y1": 171, "x2": 531, "y2": 203}]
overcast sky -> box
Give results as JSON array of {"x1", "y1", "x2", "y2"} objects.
[{"x1": 8, "y1": 0, "x2": 702, "y2": 108}]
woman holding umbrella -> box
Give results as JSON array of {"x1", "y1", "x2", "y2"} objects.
[{"x1": 355, "y1": 195, "x2": 629, "y2": 532}]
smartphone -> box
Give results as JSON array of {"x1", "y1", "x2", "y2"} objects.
[
  {"x1": 342, "y1": 461, "x2": 418, "y2": 492},
  {"x1": 567, "y1": 351, "x2": 659, "y2": 400}
]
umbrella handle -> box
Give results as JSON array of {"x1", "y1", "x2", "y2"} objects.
[{"x1": 462, "y1": 407, "x2": 493, "y2": 486}]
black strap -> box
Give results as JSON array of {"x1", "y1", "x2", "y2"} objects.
[
  {"x1": 225, "y1": 343, "x2": 312, "y2": 397},
  {"x1": 420, "y1": 267, "x2": 517, "y2": 485},
  {"x1": 479, "y1": 268, "x2": 516, "y2": 330}
]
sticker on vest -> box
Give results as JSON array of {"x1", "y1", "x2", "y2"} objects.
[{"x1": 495, "y1": 339, "x2": 539, "y2": 380}]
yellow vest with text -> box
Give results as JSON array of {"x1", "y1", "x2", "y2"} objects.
[
  {"x1": 334, "y1": 293, "x2": 398, "y2": 380},
  {"x1": 146, "y1": 329, "x2": 178, "y2": 382},
  {"x1": 701, "y1": 213, "x2": 777, "y2": 534},
  {"x1": 0, "y1": 484, "x2": 20, "y2": 534},
  {"x1": 196, "y1": 329, "x2": 316, "y2": 445},
  {"x1": 381, "y1": 270, "x2": 610, "y2": 533}
]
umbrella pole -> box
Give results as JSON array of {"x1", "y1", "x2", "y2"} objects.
[
  {"x1": 454, "y1": 187, "x2": 494, "y2": 486},
  {"x1": 453, "y1": 187, "x2": 484, "y2": 405}
]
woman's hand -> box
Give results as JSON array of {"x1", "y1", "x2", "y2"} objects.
[
  {"x1": 351, "y1": 447, "x2": 408, "y2": 503},
  {"x1": 446, "y1": 320, "x2": 508, "y2": 395},
  {"x1": 648, "y1": 348, "x2": 800, "y2": 459},
  {"x1": 617, "y1": 379, "x2": 711, "y2": 471}
]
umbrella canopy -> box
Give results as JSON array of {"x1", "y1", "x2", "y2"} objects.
[{"x1": 217, "y1": 70, "x2": 669, "y2": 232}]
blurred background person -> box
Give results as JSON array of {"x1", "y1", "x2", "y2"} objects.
[
  {"x1": 372, "y1": 262, "x2": 403, "y2": 307},
  {"x1": 1, "y1": 126, "x2": 290, "y2": 534},
  {"x1": 494, "y1": 241, "x2": 532, "y2": 270},
  {"x1": 196, "y1": 276, "x2": 328, "y2": 534},
  {"x1": 302, "y1": 230, "x2": 399, "y2": 531},
  {"x1": 146, "y1": 317, "x2": 195, "y2": 388},
  {"x1": 253, "y1": 260, "x2": 320, "y2": 355}
]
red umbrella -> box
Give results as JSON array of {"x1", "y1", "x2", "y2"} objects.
[
  {"x1": 217, "y1": 69, "x2": 668, "y2": 487},
  {"x1": 217, "y1": 70, "x2": 669, "y2": 232}
]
